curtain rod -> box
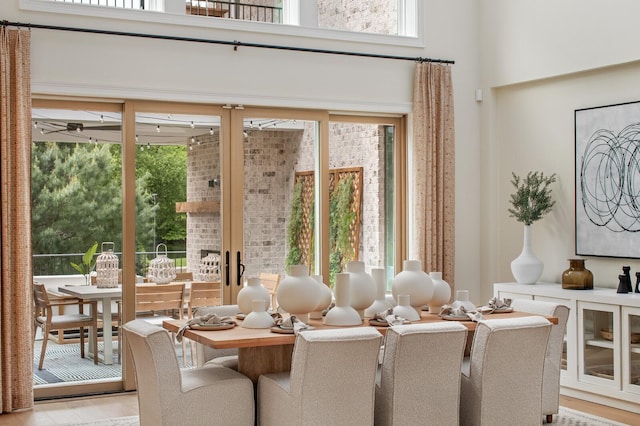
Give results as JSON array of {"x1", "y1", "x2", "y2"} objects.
[{"x1": 1, "y1": 19, "x2": 454, "y2": 64}]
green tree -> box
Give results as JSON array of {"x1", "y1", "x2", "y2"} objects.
[{"x1": 31, "y1": 142, "x2": 155, "y2": 265}]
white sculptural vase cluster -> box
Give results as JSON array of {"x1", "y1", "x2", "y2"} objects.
[{"x1": 276, "y1": 265, "x2": 321, "y2": 323}]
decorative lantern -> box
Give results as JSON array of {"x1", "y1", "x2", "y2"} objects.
[
  {"x1": 199, "y1": 252, "x2": 221, "y2": 281},
  {"x1": 96, "y1": 242, "x2": 119, "y2": 288},
  {"x1": 147, "y1": 244, "x2": 176, "y2": 284}
]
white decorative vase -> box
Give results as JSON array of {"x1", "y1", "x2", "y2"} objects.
[
  {"x1": 345, "y1": 261, "x2": 376, "y2": 319},
  {"x1": 392, "y1": 294, "x2": 421, "y2": 321},
  {"x1": 241, "y1": 299, "x2": 275, "y2": 329},
  {"x1": 310, "y1": 275, "x2": 333, "y2": 320},
  {"x1": 324, "y1": 273, "x2": 362, "y2": 326},
  {"x1": 237, "y1": 277, "x2": 271, "y2": 314},
  {"x1": 391, "y1": 260, "x2": 434, "y2": 315},
  {"x1": 428, "y1": 272, "x2": 451, "y2": 314},
  {"x1": 451, "y1": 290, "x2": 476, "y2": 311},
  {"x1": 510, "y1": 225, "x2": 543, "y2": 284},
  {"x1": 364, "y1": 268, "x2": 392, "y2": 317},
  {"x1": 276, "y1": 265, "x2": 321, "y2": 323}
]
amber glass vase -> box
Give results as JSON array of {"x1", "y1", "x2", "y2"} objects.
[{"x1": 561, "y1": 259, "x2": 593, "y2": 290}]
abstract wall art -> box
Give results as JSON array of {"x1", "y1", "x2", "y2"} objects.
[{"x1": 575, "y1": 101, "x2": 640, "y2": 258}]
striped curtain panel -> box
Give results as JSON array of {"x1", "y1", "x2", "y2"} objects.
[
  {"x1": 411, "y1": 62, "x2": 455, "y2": 292},
  {"x1": 0, "y1": 26, "x2": 33, "y2": 412}
]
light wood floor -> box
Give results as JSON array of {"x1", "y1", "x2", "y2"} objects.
[{"x1": 1, "y1": 392, "x2": 638, "y2": 425}]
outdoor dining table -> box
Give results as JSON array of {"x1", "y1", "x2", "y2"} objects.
[
  {"x1": 164, "y1": 310, "x2": 559, "y2": 383},
  {"x1": 57, "y1": 280, "x2": 202, "y2": 365}
]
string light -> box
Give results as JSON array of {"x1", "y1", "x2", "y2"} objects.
[
  {"x1": 190, "y1": 121, "x2": 195, "y2": 128},
  {"x1": 135, "y1": 134, "x2": 139, "y2": 142},
  {"x1": 100, "y1": 115, "x2": 104, "y2": 123},
  {"x1": 209, "y1": 128, "x2": 214, "y2": 135},
  {"x1": 156, "y1": 125, "x2": 160, "y2": 132},
  {"x1": 33, "y1": 121, "x2": 38, "y2": 128},
  {"x1": 191, "y1": 137, "x2": 195, "y2": 144}
]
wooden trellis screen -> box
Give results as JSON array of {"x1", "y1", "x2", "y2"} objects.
[{"x1": 292, "y1": 167, "x2": 363, "y2": 270}]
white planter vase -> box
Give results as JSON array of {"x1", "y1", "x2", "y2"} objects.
[
  {"x1": 310, "y1": 275, "x2": 333, "y2": 320},
  {"x1": 237, "y1": 277, "x2": 271, "y2": 314},
  {"x1": 364, "y1": 267, "x2": 392, "y2": 317},
  {"x1": 392, "y1": 294, "x2": 421, "y2": 321},
  {"x1": 345, "y1": 261, "x2": 376, "y2": 319},
  {"x1": 276, "y1": 265, "x2": 321, "y2": 323},
  {"x1": 428, "y1": 271, "x2": 451, "y2": 314},
  {"x1": 242, "y1": 299, "x2": 275, "y2": 329},
  {"x1": 511, "y1": 225, "x2": 544, "y2": 284},
  {"x1": 324, "y1": 273, "x2": 362, "y2": 326},
  {"x1": 451, "y1": 290, "x2": 476, "y2": 311},
  {"x1": 392, "y1": 260, "x2": 434, "y2": 315}
]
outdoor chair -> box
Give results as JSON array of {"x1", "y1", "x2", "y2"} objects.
[
  {"x1": 259, "y1": 272, "x2": 280, "y2": 311},
  {"x1": 33, "y1": 282, "x2": 98, "y2": 370}
]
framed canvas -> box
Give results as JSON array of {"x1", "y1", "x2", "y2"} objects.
[{"x1": 575, "y1": 101, "x2": 640, "y2": 258}]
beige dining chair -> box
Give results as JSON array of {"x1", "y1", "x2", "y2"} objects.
[
  {"x1": 193, "y1": 304, "x2": 241, "y2": 370},
  {"x1": 123, "y1": 319, "x2": 254, "y2": 426},
  {"x1": 459, "y1": 316, "x2": 551, "y2": 426},
  {"x1": 185, "y1": 281, "x2": 222, "y2": 365},
  {"x1": 375, "y1": 322, "x2": 468, "y2": 425},
  {"x1": 258, "y1": 327, "x2": 383, "y2": 426},
  {"x1": 510, "y1": 299, "x2": 570, "y2": 423},
  {"x1": 33, "y1": 283, "x2": 99, "y2": 370}
]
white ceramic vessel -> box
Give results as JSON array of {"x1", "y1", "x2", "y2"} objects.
[
  {"x1": 428, "y1": 271, "x2": 452, "y2": 314},
  {"x1": 276, "y1": 265, "x2": 321, "y2": 323},
  {"x1": 450, "y1": 290, "x2": 476, "y2": 312},
  {"x1": 310, "y1": 275, "x2": 333, "y2": 320},
  {"x1": 237, "y1": 277, "x2": 271, "y2": 314},
  {"x1": 510, "y1": 225, "x2": 544, "y2": 284},
  {"x1": 241, "y1": 299, "x2": 275, "y2": 329},
  {"x1": 345, "y1": 261, "x2": 376, "y2": 319},
  {"x1": 392, "y1": 294, "x2": 421, "y2": 321},
  {"x1": 364, "y1": 267, "x2": 392, "y2": 317},
  {"x1": 323, "y1": 273, "x2": 362, "y2": 326},
  {"x1": 391, "y1": 260, "x2": 434, "y2": 315}
]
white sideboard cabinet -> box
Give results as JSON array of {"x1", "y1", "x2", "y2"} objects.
[{"x1": 494, "y1": 282, "x2": 640, "y2": 413}]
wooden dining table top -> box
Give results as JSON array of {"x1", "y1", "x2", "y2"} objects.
[{"x1": 163, "y1": 310, "x2": 558, "y2": 350}]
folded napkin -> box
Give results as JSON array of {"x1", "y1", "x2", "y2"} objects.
[
  {"x1": 439, "y1": 304, "x2": 484, "y2": 322},
  {"x1": 479, "y1": 297, "x2": 512, "y2": 313},
  {"x1": 176, "y1": 313, "x2": 235, "y2": 342},
  {"x1": 274, "y1": 315, "x2": 312, "y2": 334},
  {"x1": 371, "y1": 308, "x2": 409, "y2": 326}
]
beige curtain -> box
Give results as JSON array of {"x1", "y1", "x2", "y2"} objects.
[
  {"x1": 412, "y1": 62, "x2": 455, "y2": 290},
  {"x1": 0, "y1": 26, "x2": 33, "y2": 413}
]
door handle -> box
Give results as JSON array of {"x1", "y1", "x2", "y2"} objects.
[
  {"x1": 236, "y1": 251, "x2": 245, "y2": 286},
  {"x1": 225, "y1": 251, "x2": 230, "y2": 287}
]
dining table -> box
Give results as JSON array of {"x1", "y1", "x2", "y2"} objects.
[
  {"x1": 57, "y1": 280, "x2": 207, "y2": 364},
  {"x1": 164, "y1": 310, "x2": 559, "y2": 383}
]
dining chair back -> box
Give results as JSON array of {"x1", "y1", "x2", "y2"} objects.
[
  {"x1": 187, "y1": 281, "x2": 221, "y2": 318},
  {"x1": 459, "y1": 316, "x2": 551, "y2": 426},
  {"x1": 375, "y1": 322, "x2": 468, "y2": 425},
  {"x1": 258, "y1": 327, "x2": 382, "y2": 426},
  {"x1": 259, "y1": 272, "x2": 280, "y2": 311},
  {"x1": 33, "y1": 282, "x2": 98, "y2": 369},
  {"x1": 510, "y1": 299, "x2": 570, "y2": 423},
  {"x1": 122, "y1": 319, "x2": 254, "y2": 426},
  {"x1": 174, "y1": 271, "x2": 194, "y2": 281}
]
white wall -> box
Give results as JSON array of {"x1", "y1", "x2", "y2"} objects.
[
  {"x1": 480, "y1": 0, "x2": 640, "y2": 296},
  {"x1": 5, "y1": 1, "x2": 483, "y2": 299}
]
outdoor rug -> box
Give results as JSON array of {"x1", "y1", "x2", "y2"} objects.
[{"x1": 59, "y1": 407, "x2": 631, "y2": 426}]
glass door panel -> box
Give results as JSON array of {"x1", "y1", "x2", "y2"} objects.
[
  {"x1": 578, "y1": 301, "x2": 620, "y2": 388},
  {"x1": 32, "y1": 103, "x2": 123, "y2": 396},
  {"x1": 327, "y1": 119, "x2": 396, "y2": 288},
  {"x1": 134, "y1": 111, "x2": 222, "y2": 286},
  {"x1": 240, "y1": 116, "x2": 318, "y2": 295},
  {"x1": 623, "y1": 307, "x2": 640, "y2": 394}
]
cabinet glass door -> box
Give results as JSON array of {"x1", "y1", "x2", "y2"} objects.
[
  {"x1": 623, "y1": 307, "x2": 640, "y2": 394},
  {"x1": 578, "y1": 301, "x2": 620, "y2": 388}
]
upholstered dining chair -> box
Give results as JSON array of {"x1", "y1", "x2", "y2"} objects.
[
  {"x1": 192, "y1": 304, "x2": 240, "y2": 369},
  {"x1": 511, "y1": 299, "x2": 570, "y2": 423},
  {"x1": 122, "y1": 319, "x2": 254, "y2": 426},
  {"x1": 258, "y1": 327, "x2": 383, "y2": 426},
  {"x1": 459, "y1": 316, "x2": 551, "y2": 426},
  {"x1": 33, "y1": 283, "x2": 98, "y2": 370},
  {"x1": 375, "y1": 322, "x2": 468, "y2": 425}
]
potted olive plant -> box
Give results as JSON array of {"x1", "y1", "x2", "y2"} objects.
[{"x1": 508, "y1": 171, "x2": 556, "y2": 284}]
